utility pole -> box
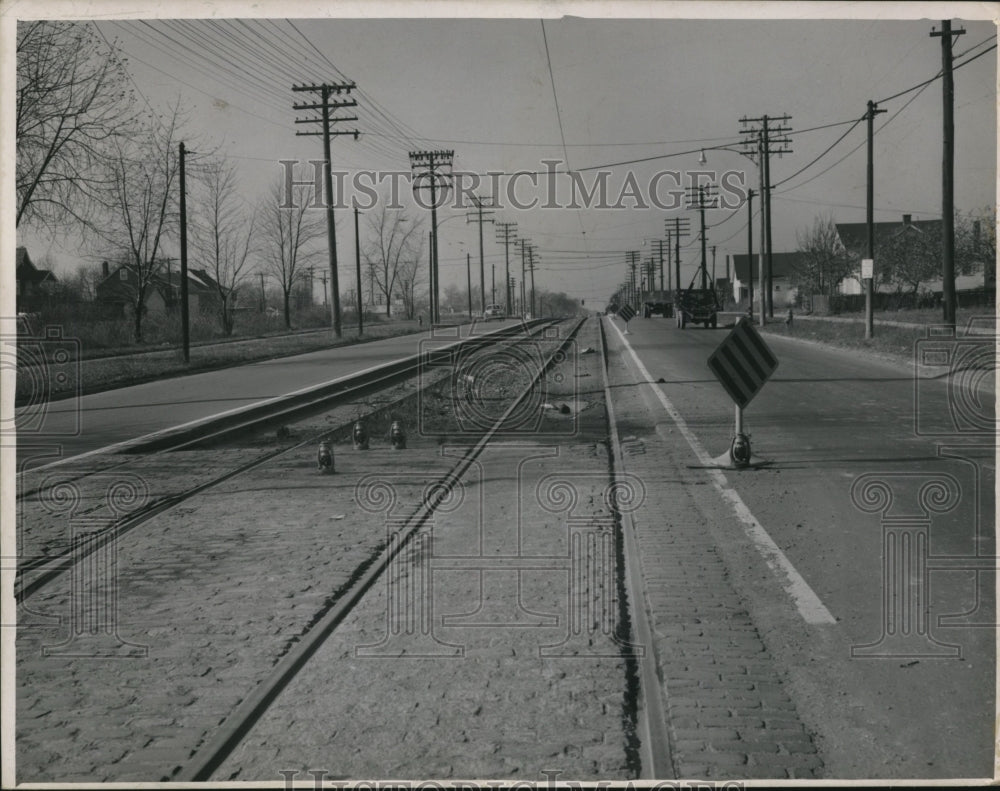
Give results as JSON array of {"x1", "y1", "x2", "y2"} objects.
[
  {"x1": 354, "y1": 207, "x2": 364, "y2": 335},
  {"x1": 178, "y1": 142, "x2": 190, "y2": 362},
  {"x1": 466, "y1": 252, "x2": 472, "y2": 318},
  {"x1": 320, "y1": 271, "x2": 327, "y2": 306},
  {"x1": 865, "y1": 99, "x2": 887, "y2": 340},
  {"x1": 428, "y1": 230, "x2": 435, "y2": 321},
  {"x1": 515, "y1": 237, "x2": 529, "y2": 318},
  {"x1": 931, "y1": 20, "x2": 965, "y2": 330},
  {"x1": 527, "y1": 244, "x2": 539, "y2": 317},
  {"x1": 746, "y1": 188, "x2": 755, "y2": 318},
  {"x1": 294, "y1": 82, "x2": 359, "y2": 338},
  {"x1": 467, "y1": 195, "x2": 495, "y2": 313},
  {"x1": 667, "y1": 217, "x2": 691, "y2": 294},
  {"x1": 626, "y1": 251, "x2": 640, "y2": 308},
  {"x1": 495, "y1": 221, "x2": 517, "y2": 315},
  {"x1": 259, "y1": 271, "x2": 266, "y2": 313},
  {"x1": 740, "y1": 114, "x2": 793, "y2": 321},
  {"x1": 410, "y1": 150, "x2": 455, "y2": 324},
  {"x1": 649, "y1": 238, "x2": 670, "y2": 292},
  {"x1": 685, "y1": 185, "x2": 718, "y2": 290}
]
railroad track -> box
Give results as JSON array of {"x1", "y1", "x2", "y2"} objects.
[
  {"x1": 171, "y1": 316, "x2": 587, "y2": 781},
  {"x1": 14, "y1": 319, "x2": 563, "y2": 603}
]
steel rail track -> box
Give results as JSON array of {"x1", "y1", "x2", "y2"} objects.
[
  {"x1": 597, "y1": 316, "x2": 675, "y2": 779},
  {"x1": 172, "y1": 316, "x2": 588, "y2": 782},
  {"x1": 15, "y1": 320, "x2": 561, "y2": 602},
  {"x1": 15, "y1": 320, "x2": 554, "y2": 498}
]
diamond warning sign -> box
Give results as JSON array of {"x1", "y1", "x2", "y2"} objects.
[{"x1": 707, "y1": 318, "x2": 779, "y2": 409}]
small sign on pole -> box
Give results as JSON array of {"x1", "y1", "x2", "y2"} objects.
[
  {"x1": 861, "y1": 258, "x2": 874, "y2": 280},
  {"x1": 617, "y1": 303, "x2": 636, "y2": 334},
  {"x1": 706, "y1": 317, "x2": 779, "y2": 467}
]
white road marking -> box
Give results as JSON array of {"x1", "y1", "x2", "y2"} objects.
[{"x1": 606, "y1": 317, "x2": 836, "y2": 626}]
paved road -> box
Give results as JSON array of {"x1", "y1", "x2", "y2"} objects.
[
  {"x1": 15, "y1": 320, "x2": 522, "y2": 471},
  {"x1": 604, "y1": 313, "x2": 995, "y2": 779}
]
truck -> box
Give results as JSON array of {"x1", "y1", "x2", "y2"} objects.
[
  {"x1": 674, "y1": 284, "x2": 720, "y2": 328},
  {"x1": 640, "y1": 290, "x2": 673, "y2": 318}
]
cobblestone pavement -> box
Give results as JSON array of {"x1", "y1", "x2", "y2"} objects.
[
  {"x1": 213, "y1": 320, "x2": 637, "y2": 781},
  {"x1": 603, "y1": 322, "x2": 825, "y2": 781},
  {"x1": 16, "y1": 438, "x2": 459, "y2": 781},
  {"x1": 16, "y1": 319, "x2": 635, "y2": 783}
]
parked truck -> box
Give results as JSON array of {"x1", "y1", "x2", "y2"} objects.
[
  {"x1": 640, "y1": 290, "x2": 673, "y2": 318},
  {"x1": 675, "y1": 288, "x2": 719, "y2": 328}
]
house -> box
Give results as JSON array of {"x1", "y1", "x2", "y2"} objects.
[
  {"x1": 728, "y1": 251, "x2": 806, "y2": 308},
  {"x1": 16, "y1": 247, "x2": 58, "y2": 309},
  {"x1": 95, "y1": 260, "x2": 223, "y2": 317},
  {"x1": 834, "y1": 214, "x2": 942, "y2": 295}
]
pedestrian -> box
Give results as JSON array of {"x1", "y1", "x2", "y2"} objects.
[{"x1": 785, "y1": 307, "x2": 793, "y2": 328}]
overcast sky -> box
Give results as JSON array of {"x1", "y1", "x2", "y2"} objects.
[{"x1": 10, "y1": 2, "x2": 997, "y2": 306}]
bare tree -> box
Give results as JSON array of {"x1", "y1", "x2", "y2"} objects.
[
  {"x1": 259, "y1": 179, "x2": 325, "y2": 329},
  {"x1": 192, "y1": 160, "x2": 257, "y2": 335},
  {"x1": 363, "y1": 202, "x2": 423, "y2": 319},
  {"x1": 793, "y1": 215, "x2": 854, "y2": 297},
  {"x1": 16, "y1": 21, "x2": 138, "y2": 232},
  {"x1": 98, "y1": 106, "x2": 183, "y2": 342},
  {"x1": 396, "y1": 254, "x2": 424, "y2": 320}
]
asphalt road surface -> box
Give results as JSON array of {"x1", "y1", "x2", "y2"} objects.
[{"x1": 604, "y1": 313, "x2": 994, "y2": 778}]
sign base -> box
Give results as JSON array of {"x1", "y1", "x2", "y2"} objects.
[{"x1": 708, "y1": 449, "x2": 771, "y2": 470}]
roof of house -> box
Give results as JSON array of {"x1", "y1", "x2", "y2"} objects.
[
  {"x1": 97, "y1": 263, "x2": 221, "y2": 295},
  {"x1": 835, "y1": 218, "x2": 941, "y2": 253},
  {"x1": 730, "y1": 251, "x2": 809, "y2": 282},
  {"x1": 16, "y1": 247, "x2": 57, "y2": 284}
]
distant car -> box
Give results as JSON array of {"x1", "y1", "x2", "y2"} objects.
[{"x1": 483, "y1": 304, "x2": 504, "y2": 321}]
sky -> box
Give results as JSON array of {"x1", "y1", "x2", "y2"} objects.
[{"x1": 8, "y1": 2, "x2": 998, "y2": 308}]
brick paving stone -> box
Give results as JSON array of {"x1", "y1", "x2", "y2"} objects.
[{"x1": 602, "y1": 330, "x2": 825, "y2": 781}]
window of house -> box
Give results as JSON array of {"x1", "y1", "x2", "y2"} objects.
[
  {"x1": 775, "y1": 285, "x2": 781, "y2": 291},
  {"x1": 119, "y1": 269, "x2": 128, "y2": 281}
]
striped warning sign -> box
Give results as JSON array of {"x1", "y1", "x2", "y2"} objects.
[
  {"x1": 707, "y1": 318, "x2": 779, "y2": 409},
  {"x1": 618, "y1": 304, "x2": 636, "y2": 322}
]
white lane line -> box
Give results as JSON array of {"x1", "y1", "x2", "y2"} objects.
[{"x1": 606, "y1": 316, "x2": 836, "y2": 626}]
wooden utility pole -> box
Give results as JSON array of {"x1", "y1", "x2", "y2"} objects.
[
  {"x1": 179, "y1": 142, "x2": 189, "y2": 362},
  {"x1": 865, "y1": 99, "x2": 887, "y2": 340},
  {"x1": 428, "y1": 230, "x2": 435, "y2": 321},
  {"x1": 668, "y1": 217, "x2": 690, "y2": 295},
  {"x1": 685, "y1": 185, "x2": 718, "y2": 291},
  {"x1": 746, "y1": 188, "x2": 755, "y2": 319},
  {"x1": 495, "y1": 221, "x2": 517, "y2": 315},
  {"x1": 354, "y1": 206, "x2": 363, "y2": 335},
  {"x1": 626, "y1": 251, "x2": 640, "y2": 308},
  {"x1": 467, "y1": 195, "x2": 495, "y2": 313},
  {"x1": 293, "y1": 82, "x2": 359, "y2": 338},
  {"x1": 466, "y1": 252, "x2": 472, "y2": 318},
  {"x1": 931, "y1": 20, "x2": 964, "y2": 330},
  {"x1": 527, "y1": 244, "x2": 538, "y2": 316},
  {"x1": 409, "y1": 150, "x2": 455, "y2": 323},
  {"x1": 739, "y1": 114, "x2": 793, "y2": 321}
]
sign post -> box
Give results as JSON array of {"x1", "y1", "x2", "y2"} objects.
[
  {"x1": 617, "y1": 303, "x2": 636, "y2": 334},
  {"x1": 706, "y1": 317, "x2": 779, "y2": 467},
  {"x1": 861, "y1": 257, "x2": 874, "y2": 339}
]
